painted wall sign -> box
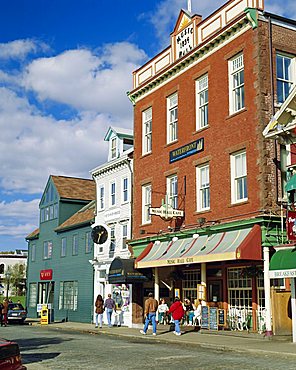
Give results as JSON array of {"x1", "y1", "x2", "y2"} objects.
[
  {"x1": 40, "y1": 269, "x2": 53, "y2": 280},
  {"x1": 169, "y1": 138, "x2": 204, "y2": 163},
  {"x1": 104, "y1": 208, "x2": 121, "y2": 222},
  {"x1": 176, "y1": 24, "x2": 194, "y2": 59}
]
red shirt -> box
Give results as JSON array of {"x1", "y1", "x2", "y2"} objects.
[{"x1": 168, "y1": 301, "x2": 184, "y2": 321}]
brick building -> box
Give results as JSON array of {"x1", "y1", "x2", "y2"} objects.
[{"x1": 128, "y1": 0, "x2": 296, "y2": 334}]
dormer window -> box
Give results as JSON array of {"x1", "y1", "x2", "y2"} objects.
[{"x1": 111, "y1": 137, "x2": 117, "y2": 159}]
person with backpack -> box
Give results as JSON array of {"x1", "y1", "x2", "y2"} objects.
[{"x1": 168, "y1": 296, "x2": 185, "y2": 336}]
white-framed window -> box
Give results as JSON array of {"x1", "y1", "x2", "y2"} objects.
[
  {"x1": 122, "y1": 177, "x2": 128, "y2": 203},
  {"x1": 61, "y1": 237, "x2": 66, "y2": 257},
  {"x1": 142, "y1": 107, "x2": 152, "y2": 155},
  {"x1": 85, "y1": 231, "x2": 92, "y2": 254},
  {"x1": 43, "y1": 241, "x2": 52, "y2": 260},
  {"x1": 229, "y1": 53, "x2": 244, "y2": 114},
  {"x1": 122, "y1": 224, "x2": 128, "y2": 250},
  {"x1": 167, "y1": 175, "x2": 178, "y2": 209},
  {"x1": 196, "y1": 164, "x2": 210, "y2": 211},
  {"x1": 72, "y1": 234, "x2": 78, "y2": 256},
  {"x1": 110, "y1": 226, "x2": 115, "y2": 252},
  {"x1": 110, "y1": 181, "x2": 116, "y2": 206},
  {"x1": 231, "y1": 150, "x2": 248, "y2": 203},
  {"x1": 99, "y1": 185, "x2": 105, "y2": 210},
  {"x1": 111, "y1": 137, "x2": 117, "y2": 159},
  {"x1": 142, "y1": 184, "x2": 152, "y2": 224},
  {"x1": 31, "y1": 244, "x2": 36, "y2": 262},
  {"x1": 276, "y1": 53, "x2": 294, "y2": 104},
  {"x1": 167, "y1": 92, "x2": 178, "y2": 144},
  {"x1": 29, "y1": 283, "x2": 37, "y2": 308},
  {"x1": 196, "y1": 74, "x2": 209, "y2": 129},
  {"x1": 59, "y1": 281, "x2": 78, "y2": 311}
]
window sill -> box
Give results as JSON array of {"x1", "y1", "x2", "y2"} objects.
[
  {"x1": 165, "y1": 139, "x2": 178, "y2": 148},
  {"x1": 194, "y1": 209, "x2": 211, "y2": 215},
  {"x1": 194, "y1": 125, "x2": 209, "y2": 134},
  {"x1": 226, "y1": 107, "x2": 247, "y2": 120},
  {"x1": 228, "y1": 200, "x2": 249, "y2": 207},
  {"x1": 141, "y1": 152, "x2": 152, "y2": 159}
]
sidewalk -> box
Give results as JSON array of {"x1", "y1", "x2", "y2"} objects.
[{"x1": 31, "y1": 320, "x2": 296, "y2": 358}]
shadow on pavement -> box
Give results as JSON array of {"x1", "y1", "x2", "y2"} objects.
[
  {"x1": 11, "y1": 336, "x2": 73, "y2": 352},
  {"x1": 21, "y1": 352, "x2": 61, "y2": 364}
]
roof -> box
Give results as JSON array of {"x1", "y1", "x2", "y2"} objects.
[
  {"x1": 51, "y1": 176, "x2": 96, "y2": 201},
  {"x1": 55, "y1": 200, "x2": 95, "y2": 232},
  {"x1": 25, "y1": 228, "x2": 39, "y2": 240},
  {"x1": 104, "y1": 126, "x2": 133, "y2": 141}
]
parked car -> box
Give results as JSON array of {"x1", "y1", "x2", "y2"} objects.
[
  {"x1": 7, "y1": 303, "x2": 27, "y2": 324},
  {"x1": 0, "y1": 338, "x2": 26, "y2": 369}
]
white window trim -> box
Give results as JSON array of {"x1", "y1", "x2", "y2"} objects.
[
  {"x1": 110, "y1": 181, "x2": 116, "y2": 207},
  {"x1": 98, "y1": 185, "x2": 105, "y2": 211},
  {"x1": 142, "y1": 107, "x2": 152, "y2": 155},
  {"x1": 196, "y1": 74, "x2": 209, "y2": 130},
  {"x1": 122, "y1": 176, "x2": 129, "y2": 204},
  {"x1": 111, "y1": 137, "x2": 117, "y2": 159},
  {"x1": 276, "y1": 52, "x2": 295, "y2": 104},
  {"x1": 230, "y1": 150, "x2": 248, "y2": 204},
  {"x1": 167, "y1": 92, "x2": 178, "y2": 144},
  {"x1": 142, "y1": 184, "x2": 152, "y2": 224},
  {"x1": 122, "y1": 224, "x2": 128, "y2": 250},
  {"x1": 166, "y1": 175, "x2": 178, "y2": 209},
  {"x1": 196, "y1": 164, "x2": 210, "y2": 211},
  {"x1": 228, "y1": 53, "x2": 244, "y2": 115}
]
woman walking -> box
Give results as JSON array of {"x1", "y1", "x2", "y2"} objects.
[
  {"x1": 95, "y1": 294, "x2": 104, "y2": 328},
  {"x1": 168, "y1": 297, "x2": 185, "y2": 336}
]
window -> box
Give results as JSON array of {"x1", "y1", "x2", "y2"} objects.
[
  {"x1": 122, "y1": 224, "x2": 128, "y2": 250},
  {"x1": 167, "y1": 93, "x2": 178, "y2": 143},
  {"x1": 276, "y1": 53, "x2": 294, "y2": 103},
  {"x1": 43, "y1": 241, "x2": 52, "y2": 260},
  {"x1": 196, "y1": 74, "x2": 209, "y2": 129},
  {"x1": 31, "y1": 244, "x2": 36, "y2": 262},
  {"x1": 182, "y1": 269, "x2": 200, "y2": 301},
  {"x1": 229, "y1": 53, "x2": 244, "y2": 114},
  {"x1": 122, "y1": 177, "x2": 128, "y2": 203},
  {"x1": 110, "y1": 182, "x2": 116, "y2": 206},
  {"x1": 228, "y1": 267, "x2": 252, "y2": 308},
  {"x1": 0, "y1": 264, "x2": 4, "y2": 274},
  {"x1": 54, "y1": 203, "x2": 58, "y2": 218},
  {"x1": 29, "y1": 283, "x2": 37, "y2": 308},
  {"x1": 111, "y1": 137, "x2": 117, "y2": 159},
  {"x1": 85, "y1": 231, "x2": 92, "y2": 253},
  {"x1": 167, "y1": 175, "x2": 178, "y2": 209},
  {"x1": 59, "y1": 281, "x2": 78, "y2": 311},
  {"x1": 142, "y1": 107, "x2": 152, "y2": 155},
  {"x1": 196, "y1": 164, "x2": 210, "y2": 211},
  {"x1": 231, "y1": 151, "x2": 248, "y2": 203},
  {"x1": 110, "y1": 226, "x2": 115, "y2": 252},
  {"x1": 142, "y1": 184, "x2": 152, "y2": 224},
  {"x1": 61, "y1": 237, "x2": 66, "y2": 257},
  {"x1": 99, "y1": 185, "x2": 105, "y2": 210},
  {"x1": 72, "y1": 234, "x2": 78, "y2": 255}
]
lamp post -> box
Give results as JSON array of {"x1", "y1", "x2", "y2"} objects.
[{"x1": 5, "y1": 271, "x2": 11, "y2": 299}]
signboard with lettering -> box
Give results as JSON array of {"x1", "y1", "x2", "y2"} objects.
[
  {"x1": 218, "y1": 309, "x2": 226, "y2": 327},
  {"x1": 176, "y1": 23, "x2": 194, "y2": 59},
  {"x1": 169, "y1": 138, "x2": 204, "y2": 163},
  {"x1": 201, "y1": 306, "x2": 209, "y2": 329},
  {"x1": 209, "y1": 307, "x2": 218, "y2": 330},
  {"x1": 40, "y1": 269, "x2": 53, "y2": 281},
  {"x1": 150, "y1": 196, "x2": 184, "y2": 220},
  {"x1": 269, "y1": 269, "x2": 296, "y2": 278}
]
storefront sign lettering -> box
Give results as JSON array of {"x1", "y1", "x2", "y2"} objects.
[
  {"x1": 169, "y1": 138, "x2": 204, "y2": 163},
  {"x1": 269, "y1": 269, "x2": 296, "y2": 278},
  {"x1": 40, "y1": 269, "x2": 53, "y2": 280},
  {"x1": 176, "y1": 24, "x2": 194, "y2": 59}
]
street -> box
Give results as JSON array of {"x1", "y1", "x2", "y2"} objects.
[{"x1": 0, "y1": 324, "x2": 295, "y2": 369}]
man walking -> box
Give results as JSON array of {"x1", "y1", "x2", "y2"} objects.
[
  {"x1": 140, "y1": 292, "x2": 158, "y2": 336},
  {"x1": 104, "y1": 293, "x2": 116, "y2": 327}
]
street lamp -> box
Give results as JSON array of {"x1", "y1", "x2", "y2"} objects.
[{"x1": 5, "y1": 271, "x2": 11, "y2": 299}]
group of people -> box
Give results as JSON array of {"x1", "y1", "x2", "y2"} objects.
[
  {"x1": 0, "y1": 298, "x2": 9, "y2": 327},
  {"x1": 94, "y1": 293, "x2": 117, "y2": 328},
  {"x1": 140, "y1": 293, "x2": 204, "y2": 336}
]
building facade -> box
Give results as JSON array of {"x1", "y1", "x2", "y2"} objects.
[
  {"x1": 127, "y1": 0, "x2": 296, "y2": 333},
  {"x1": 26, "y1": 175, "x2": 95, "y2": 323}
]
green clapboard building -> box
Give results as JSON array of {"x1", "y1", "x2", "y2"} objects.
[{"x1": 26, "y1": 175, "x2": 95, "y2": 323}]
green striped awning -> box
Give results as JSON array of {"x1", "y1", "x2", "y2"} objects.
[{"x1": 269, "y1": 248, "x2": 296, "y2": 278}]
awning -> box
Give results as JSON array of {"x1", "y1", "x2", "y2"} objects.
[
  {"x1": 108, "y1": 257, "x2": 151, "y2": 283},
  {"x1": 269, "y1": 248, "x2": 296, "y2": 278},
  {"x1": 285, "y1": 174, "x2": 296, "y2": 192},
  {"x1": 135, "y1": 225, "x2": 262, "y2": 268}
]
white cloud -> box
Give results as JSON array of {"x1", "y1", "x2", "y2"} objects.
[
  {"x1": 0, "y1": 39, "x2": 49, "y2": 60},
  {"x1": 23, "y1": 42, "x2": 147, "y2": 119}
]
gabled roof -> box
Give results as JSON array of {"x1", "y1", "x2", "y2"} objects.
[
  {"x1": 51, "y1": 175, "x2": 96, "y2": 201},
  {"x1": 104, "y1": 126, "x2": 133, "y2": 141},
  {"x1": 55, "y1": 200, "x2": 95, "y2": 232},
  {"x1": 263, "y1": 85, "x2": 296, "y2": 142},
  {"x1": 26, "y1": 228, "x2": 39, "y2": 240}
]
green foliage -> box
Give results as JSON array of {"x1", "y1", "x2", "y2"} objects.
[{"x1": 3, "y1": 263, "x2": 26, "y2": 296}]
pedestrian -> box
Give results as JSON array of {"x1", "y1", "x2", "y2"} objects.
[
  {"x1": 95, "y1": 294, "x2": 104, "y2": 328},
  {"x1": 2, "y1": 298, "x2": 8, "y2": 327},
  {"x1": 184, "y1": 298, "x2": 195, "y2": 325},
  {"x1": 168, "y1": 296, "x2": 185, "y2": 336},
  {"x1": 0, "y1": 301, "x2": 3, "y2": 326},
  {"x1": 157, "y1": 298, "x2": 169, "y2": 324},
  {"x1": 104, "y1": 293, "x2": 116, "y2": 327},
  {"x1": 140, "y1": 292, "x2": 158, "y2": 336}
]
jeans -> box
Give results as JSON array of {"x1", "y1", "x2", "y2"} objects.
[
  {"x1": 174, "y1": 319, "x2": 181, "y2": 334},
  {"x1": 106, "y1": 308, "x2": 113, "y2": 326},
  {"x1": 143, "y1": 312, "x2": 157, "y2": 334},
  {"x1": 95, "y1": 313, "x2": 103, "y2": 327}
]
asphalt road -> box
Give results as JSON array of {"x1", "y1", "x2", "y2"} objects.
[{"x1": 1, "y1": 324, "x2": 295, "y2": 369}]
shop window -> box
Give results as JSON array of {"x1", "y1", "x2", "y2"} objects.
[
  {"x1": 59, "y1": 281, "x2": 78, "y2": 311},
  {"x1": 182, "y1": 269, "x2": 200, "y2": 301},
  {"x1": 227, "y1": 267, "x2": 252, "y2": 308}
]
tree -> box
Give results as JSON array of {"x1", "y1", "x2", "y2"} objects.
[{"x1": 3, "y1": 263, "x2": 26, "y2": 296}]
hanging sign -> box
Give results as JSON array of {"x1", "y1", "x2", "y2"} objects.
[
  {"x1": 287, "y1": 210, "x2": 296, "y2": 241},
  {"x1": 149, "y1": 197, "x2": 184, "y2": 220}
]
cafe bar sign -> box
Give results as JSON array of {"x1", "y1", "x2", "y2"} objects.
[
  {"x1": 169, "y1": 138, "x2": 204, "y2": 163},
  {"x1": 150, "y1": 197, "x2": 184, "y2": 220}
]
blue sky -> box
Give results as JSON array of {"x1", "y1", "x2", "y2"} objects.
[{"x1": 0, "y1": 0, "x2": 294, "y2": 252}]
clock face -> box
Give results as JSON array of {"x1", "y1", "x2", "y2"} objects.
[{"x1": 91, "y1": 225, "x2": 108, "y2": 244}]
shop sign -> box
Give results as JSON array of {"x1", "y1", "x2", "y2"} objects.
[
  {"x1": 176, "y1": 23, "x2": 194, "y2": 59},
  {"x1": 104, "y1": 208, "x2": 121, "y2": 222},
  {"x1": 40, "y1": 269, "x2": 53, "y2": 280},
  {"x1": 269, "y1": 269, "x2": 296, "y2": 278},
  {"x1": 169, "y1": 138, "x2": 204, "y2": 163},
  {"x1": 150, "y1": 197, "x2": 184, "y2": 220},
  {"x1": 287, "y1": 210, "x2": 296, "y2": 240}
]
